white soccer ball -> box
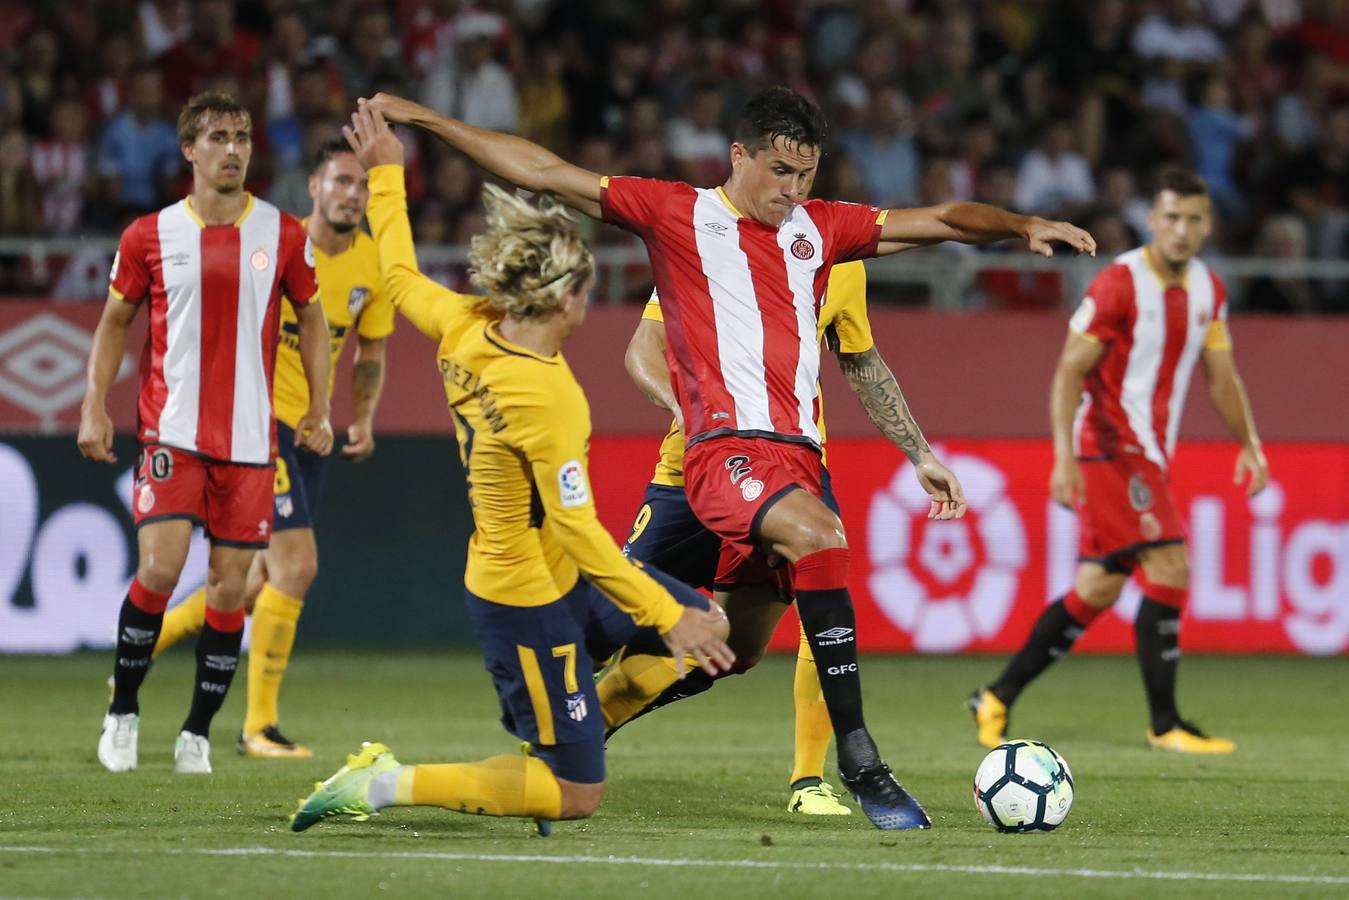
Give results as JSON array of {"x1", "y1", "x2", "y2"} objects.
[{"x1": 973, "y1": 739, "x2": 1074, "y2": 833}]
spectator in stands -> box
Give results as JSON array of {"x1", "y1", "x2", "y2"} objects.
[
  {"x1": 1015, "y1": 118, "x2": 1096, "y2": 216},
  {"x1": 30, "y1": 97, "x2": 91, "y2": 235},
  {"x1": 1188, "y1": 74, "x2": 1256, "y2": 216},
  {"x1": 667, "y1": 83, "x2": 729, "y2": 186},
  {"x1": 518, "y1": 42, "x2": 571, "y2": 149},
  {"x1": 1133, "y1": 0, "x2": 1226, "y2": 63},
  {"x1": 158, "y1": 0, "x2": 261, "y2": 103},
  {"x1": 97, "y1": 65, "x2": 180, "y2": 221},
  {"x1": 1272, "y1": 104, "x2": 1349, "y2": 259},
  {"x1": 1274, "y1": 53, "x2": 1334, "y2": 154},
  {"x1": 14, "y1": 26, "x2": 68, "y2": 138},
  {"x1": 85, "y1": 32, "x2": 137, "y2": 126},
  {"x1": 138, "y1": 0, "x2": 189, "y2": 60},
  {"x1": 1099, "y1": 166, "x2": 1155, "y2": 243},
  {"x1": 840, "y1": 87, "x2": 919, "y2": 208},
  {"x1": 1242, "y1": 213, "x2": 1319, "y2": 314},
  {"x1": 0, "y1": 128, "x2": 40, "y2": 236},
  {"x1": 334, "y1": 4, "x2": 405, "y2": 104}
]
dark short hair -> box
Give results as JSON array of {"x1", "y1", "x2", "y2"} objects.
[
  {"x1": 1153, "y1": 166, "x2": 1209, "y2": 200},
  {"x1": 176, "y1": 91, "x2": 251, "y2": 145},
  {"x1": 312, "y1": 137, "x2": 355, "y2": 173},
  {"x1": 733, "y1": 86, "x2": 827, "y2": 155}
]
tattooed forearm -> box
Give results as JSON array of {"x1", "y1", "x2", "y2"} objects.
[
  {"x1": 351, "y1": 359, "x2": 385, "y2": 424},
  {"x1": 837, "y1": 347, "x2": 931, "y2": 464}
]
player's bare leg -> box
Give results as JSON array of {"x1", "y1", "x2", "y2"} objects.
[
  {"x1": 970, "y1": 562, "x2": 1124, "y2": 747},
  {"x1": 1136, "y1": 544, "x2": 1234, "y2": 753},
  {"x1": 240, "y1": 527, "x2": 317, "y2": 758},
  {"x1": 99, "y1": 520, "x2": 193, "y2": 771},
  {"x1": 174, "y1": 544, "x2": 254, "y2": 774},
  {"x1": 758, "y1": 488, "x2": 930, "y2": 830}
]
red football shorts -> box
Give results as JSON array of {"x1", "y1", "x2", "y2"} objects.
[
  {"x1": 683, "y1": 435, "x2": 826, "y2": 589},
  {"x1": 132, "y1": 444, "x2": 275, "y2": 548},
  {"x1": 1077, "y1": 455, "x2": 1185, "y2": 573}
]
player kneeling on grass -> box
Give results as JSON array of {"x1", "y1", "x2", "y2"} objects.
[{"x1": 290, "y1": 105, "x2": 733, "y2": 834}]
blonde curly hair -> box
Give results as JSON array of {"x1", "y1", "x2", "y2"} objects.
[{"x1": 468, "y1": 183, "x2": 595, "y2": 319}]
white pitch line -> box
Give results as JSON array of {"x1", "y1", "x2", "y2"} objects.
[{"x1": 1, "y1": 845, "x2": 1346, "y2": 886}]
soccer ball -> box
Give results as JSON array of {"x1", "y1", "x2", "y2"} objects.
[{"x1": 973, "y1": 739, "x2": 1074, "y2": 833}]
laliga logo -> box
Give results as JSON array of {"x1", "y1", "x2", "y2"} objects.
[{"x1": 867, "y1": 450, "x2": 1027, "y2": 653}]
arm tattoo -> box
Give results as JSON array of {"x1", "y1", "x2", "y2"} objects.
[
  {"x1": 351, "y1": 359, "x2": 384, "y2": 421},
  {"x1": 837, "y1": 347, "x2": 931, "y2": 464}
]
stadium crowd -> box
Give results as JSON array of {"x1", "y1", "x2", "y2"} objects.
[{"x1": 1, "y1": 0, "x2": 1346, "y2": 312}]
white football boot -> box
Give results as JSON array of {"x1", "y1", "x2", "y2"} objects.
[
  {"x1": 173, "y1": 731, "x2": 213, "y2": 774},
  {"x1": 98, "y1": 713, "x2": 139, "y2": 772}
]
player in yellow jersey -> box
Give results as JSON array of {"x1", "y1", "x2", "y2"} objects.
[
  {"x1": 603, "y1": 261, "x2": 967, "y2": 816},
  {"x1": 152, "y1": 139, "x2": 393, "y2": 758},
  {"x1": 291, "y1": 104, "x2": 733, "y2": 834}
]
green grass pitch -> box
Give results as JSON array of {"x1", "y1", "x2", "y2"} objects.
[{"x1": 3, "y1": 651, "x2": 1347, "y2": 898}]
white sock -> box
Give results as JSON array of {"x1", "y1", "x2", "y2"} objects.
[{"x1": 366, "y1": 767, "x2": 403, "y2": 810}]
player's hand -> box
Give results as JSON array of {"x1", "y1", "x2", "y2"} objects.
[
  {"x1": 344, "y1": 102, "x2": 405, "y2": 170},
  {"x1": 77, "y1": 405, "x2": 117, "y2": 463},
  {"x1": 363, "y1": 92, "x2": 424, "y2": 126},
  {"x1": 914, "y1": 455, "x2": 967, "y2": 519},
  {"x1": 295, "y1": 409, "x2": 334, "y2": 456},
  {"x1": 342, "y1": 421, "x2": 376, "y2": 462},
  {"x1": 1049, "y1": 455, "x2": 1084, "y2": 509},
  {"x1": 1025, "y1": 217, "x2": 1096, "y2": 258},
  {"x1": 1234, "y1": 442, "x2": 1269, "y2": 497},
  {"x1": 661, "y1": 604, "x2": 735, "y2": 678}
]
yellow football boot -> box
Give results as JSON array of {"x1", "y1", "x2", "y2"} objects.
[
  {"x1": 788, "y1": 781, "x2": 852, "y2": 816},
  {"x1": 239, "y1": 725, "x2": 313, "y2": 759},
  {"x1": 1147, "y1": 721, "x2": 1236, "y2": 754},
  {"x1": 967, "y1": 687, "x2": 1009, "y2": 749}
]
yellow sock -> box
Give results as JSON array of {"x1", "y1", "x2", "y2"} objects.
[
  {"x1": 790, "y1": 624, "x2": 833, "y2": 785},
  {"x1": 243, "y1": 583, "x2": 304, "y2": 736},
  {"x1": 152, "y1": 587, "x2": 206, "y2": 657},
  {"x1": 595, "y1": 653, "x2": 683, "y2": 730},
  {"x1": 402, "y1": 755, "x2": 562, "y2": 819}
]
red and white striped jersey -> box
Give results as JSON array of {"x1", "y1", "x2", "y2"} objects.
[
  {"x1": 601, "y1": 176, "x2": 885, "y2": 448},
  {"x1": 1070, "y1": 247, "x2": 1231, "y2": 470},
  {"x1": 109, "y1": 195, "x2": 318, "y2": 465}
]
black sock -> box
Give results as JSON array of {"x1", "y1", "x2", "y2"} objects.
[
  {"x1": 605, "y1": 669, "x2": 716, "y2": 741},
  {"x1": 1135, "y1": 597, "x2": 1181, "y2": 733},
  {"x1": 989, "y1": 598, "x2": 1084, "y2": 707},
  {"x1": 181, "y1": 622, "x2": 243, "y2": 738},
  {"x1": 109, "y1": 595, "x2": 165, "y2": 715},
  {"x1": 797, "y1": 586, "x2": 882, "y2": 776}
]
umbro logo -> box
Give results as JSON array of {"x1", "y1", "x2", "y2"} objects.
[
  {"x1": 121, "y1": 626, "x2": 157, "y2": 645},
  {"x1": 204, "y1": 654, "x2": 239, "y2": 671},
  {"x1": 703, "y1": 222, "x2": 728, "y2": 234},
  {"x1": 816, "y1": 627, "x2": 854, "y2": 641}
]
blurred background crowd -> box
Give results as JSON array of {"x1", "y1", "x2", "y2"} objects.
[{"x1": 2, "y1": 0, "x2": 1346, "y2": 311}]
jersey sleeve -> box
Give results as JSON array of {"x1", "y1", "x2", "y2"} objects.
[
  {"x1": 366, "y1": 164, "x2": 481, "y2": 342},
  {"x1": 280, "y1": 216, "x2": 319, "y2": 307},
  {"x1": 599, "y1": 176, "x2": 683, "y2": 235},
  {"x1": 509, "y1": 370, "x2": 685, "y2": 633},
  {"x1": 1205, "y1": 270, "x2": 1232, "y2": 351},
  {"x1": 813, "y1": 199, "x2": 888, "y2": 264},
  {"x1": 108, "y1": 218, "x2": 151, "y2": 304},
  {"x1": 356, "y1": 272, "x2": 396, "y2": 341},
  {"x1": 824, "y1": 261, "x2": 873, "y2": 353},
  {"x1": 1069, "y1": 264, "x2": 1132, "y2": 344},
  {"x1": 641, "y1": 289, "x2": 664, "y2": 324}
]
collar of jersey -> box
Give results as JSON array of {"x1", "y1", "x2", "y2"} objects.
[
  {"x1": 483, "y1": 323, "x2": 559, "y2": 365},
  {"x1": 715, "y1": 186, "x2": 746, "y2": 218},
  {"x1": 184, "y1": 193, "x2": 256, "y2": 229},
  {"x1": 1142, "y1": 245, "x2": 1189, "y2": 290},
  {"x1": 299, "y1": 216, "x2": 357, "y2": 259}
]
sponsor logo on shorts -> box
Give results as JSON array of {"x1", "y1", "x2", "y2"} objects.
[
  {"x1": 1128, "y1": 473, "x2": 1153, "y2": 511},
  {"x1": 790, "y1": 233, "x2": 815, "y2": 260},
  {"x1": 826, "y1": 663, "x2": 858, "y2": 675},
  {"x1": 257, "y1": 519, "x2": 270, "y2": 537},
  {"x1": 711, "y1": 411, "x2": 730, "y2": 420},
  {"x1": 1140, "y1": 511, "x2": 1162, "y2": 540},
  {"x1": 566, "y1": 693, "x2": 588, "y2": 722},
  {"x1": 557, "y1": 459, "x2": 591, "y2": 508},
  {"x1": 137, "y1": 485, "x2": 155, "y2": 514},
  {"x1": 815, "y1": 626, "x2": 855, "y2": 645}
]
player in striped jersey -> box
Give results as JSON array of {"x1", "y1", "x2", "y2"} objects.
[
  {"x1": 969, "y1": 168, "x2": 1269, "y2": 754},
  {"x1": 363, "y1": 86, "x2": 1093, "y2": 830},
  {"x1": 149, "y1": 139, "x2": 394, "y2": 760},
  {"x1": 81, "y1": 92, "x2": 332, "y2": 775}
]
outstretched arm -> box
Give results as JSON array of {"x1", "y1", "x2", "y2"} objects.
[
  {"x1": 877, "y1": 202, "x2": 1096, "y2": 258},
  {"x1": 835, "y1": 346, "x2": 967, "y2": 519},
  {"x1": 365, "y1": 94, "x2": 603, "y2": 219},
  {"x1": 1202, "y1": 347, "x2": 1268, "y2": 496}
]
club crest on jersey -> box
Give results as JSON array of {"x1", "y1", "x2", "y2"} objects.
[
  {"x1": 250, "y1": 247, "x2": 271, "y2": 272},
  {"x1": 1128, "y1": 473, "x2": 1154, "y2": 511},
  {"x1": 790, "y1": 233, "x2": 815, "y2": 260},
  {"x1": 566, "y1": 693, "x2": 588, "y2": 722},
  {"x1": 348, "y1": 287, "x2": 370, "y2": 315}
]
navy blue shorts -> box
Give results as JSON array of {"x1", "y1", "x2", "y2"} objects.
[
  {"x1": 273, "y1": 422, "x2": 328, "y2": 532},
  {"x1": 465, "y1": 563, "x2": 709, "y2": 784},
  {"x1": 623, "y1": 469, "x2": 841, "y2": 592}
]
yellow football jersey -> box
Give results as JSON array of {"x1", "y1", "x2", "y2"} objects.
[
  {"x1": 365, "y1": 163, "x2": 684, "y2": 632},
  {"x1": 272, "y1": 223, "x2": 394, "y2": 428},
  {"x1": 644, "y1": 259, "x2": 872, "y2": 486}
]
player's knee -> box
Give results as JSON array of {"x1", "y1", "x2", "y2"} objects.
[
  {"x1": 558, "y1": 779, "x2": 606, "y2": 820},
  {"x1": 783, "y1": 517, "x2": 848, "y2": 558},
  {"x1": 1074, "y1": 572, "x2": 1124, "y2": 609},
  {"x1": 137, "y1": 557, "x2": 184, "y2": 594},
  {"x1": 1148, "y1": 557, "x2": 1190, "y2": 589},
  {"x1": 271, "y1": 554, "x2": 318, "y2": 596}
]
